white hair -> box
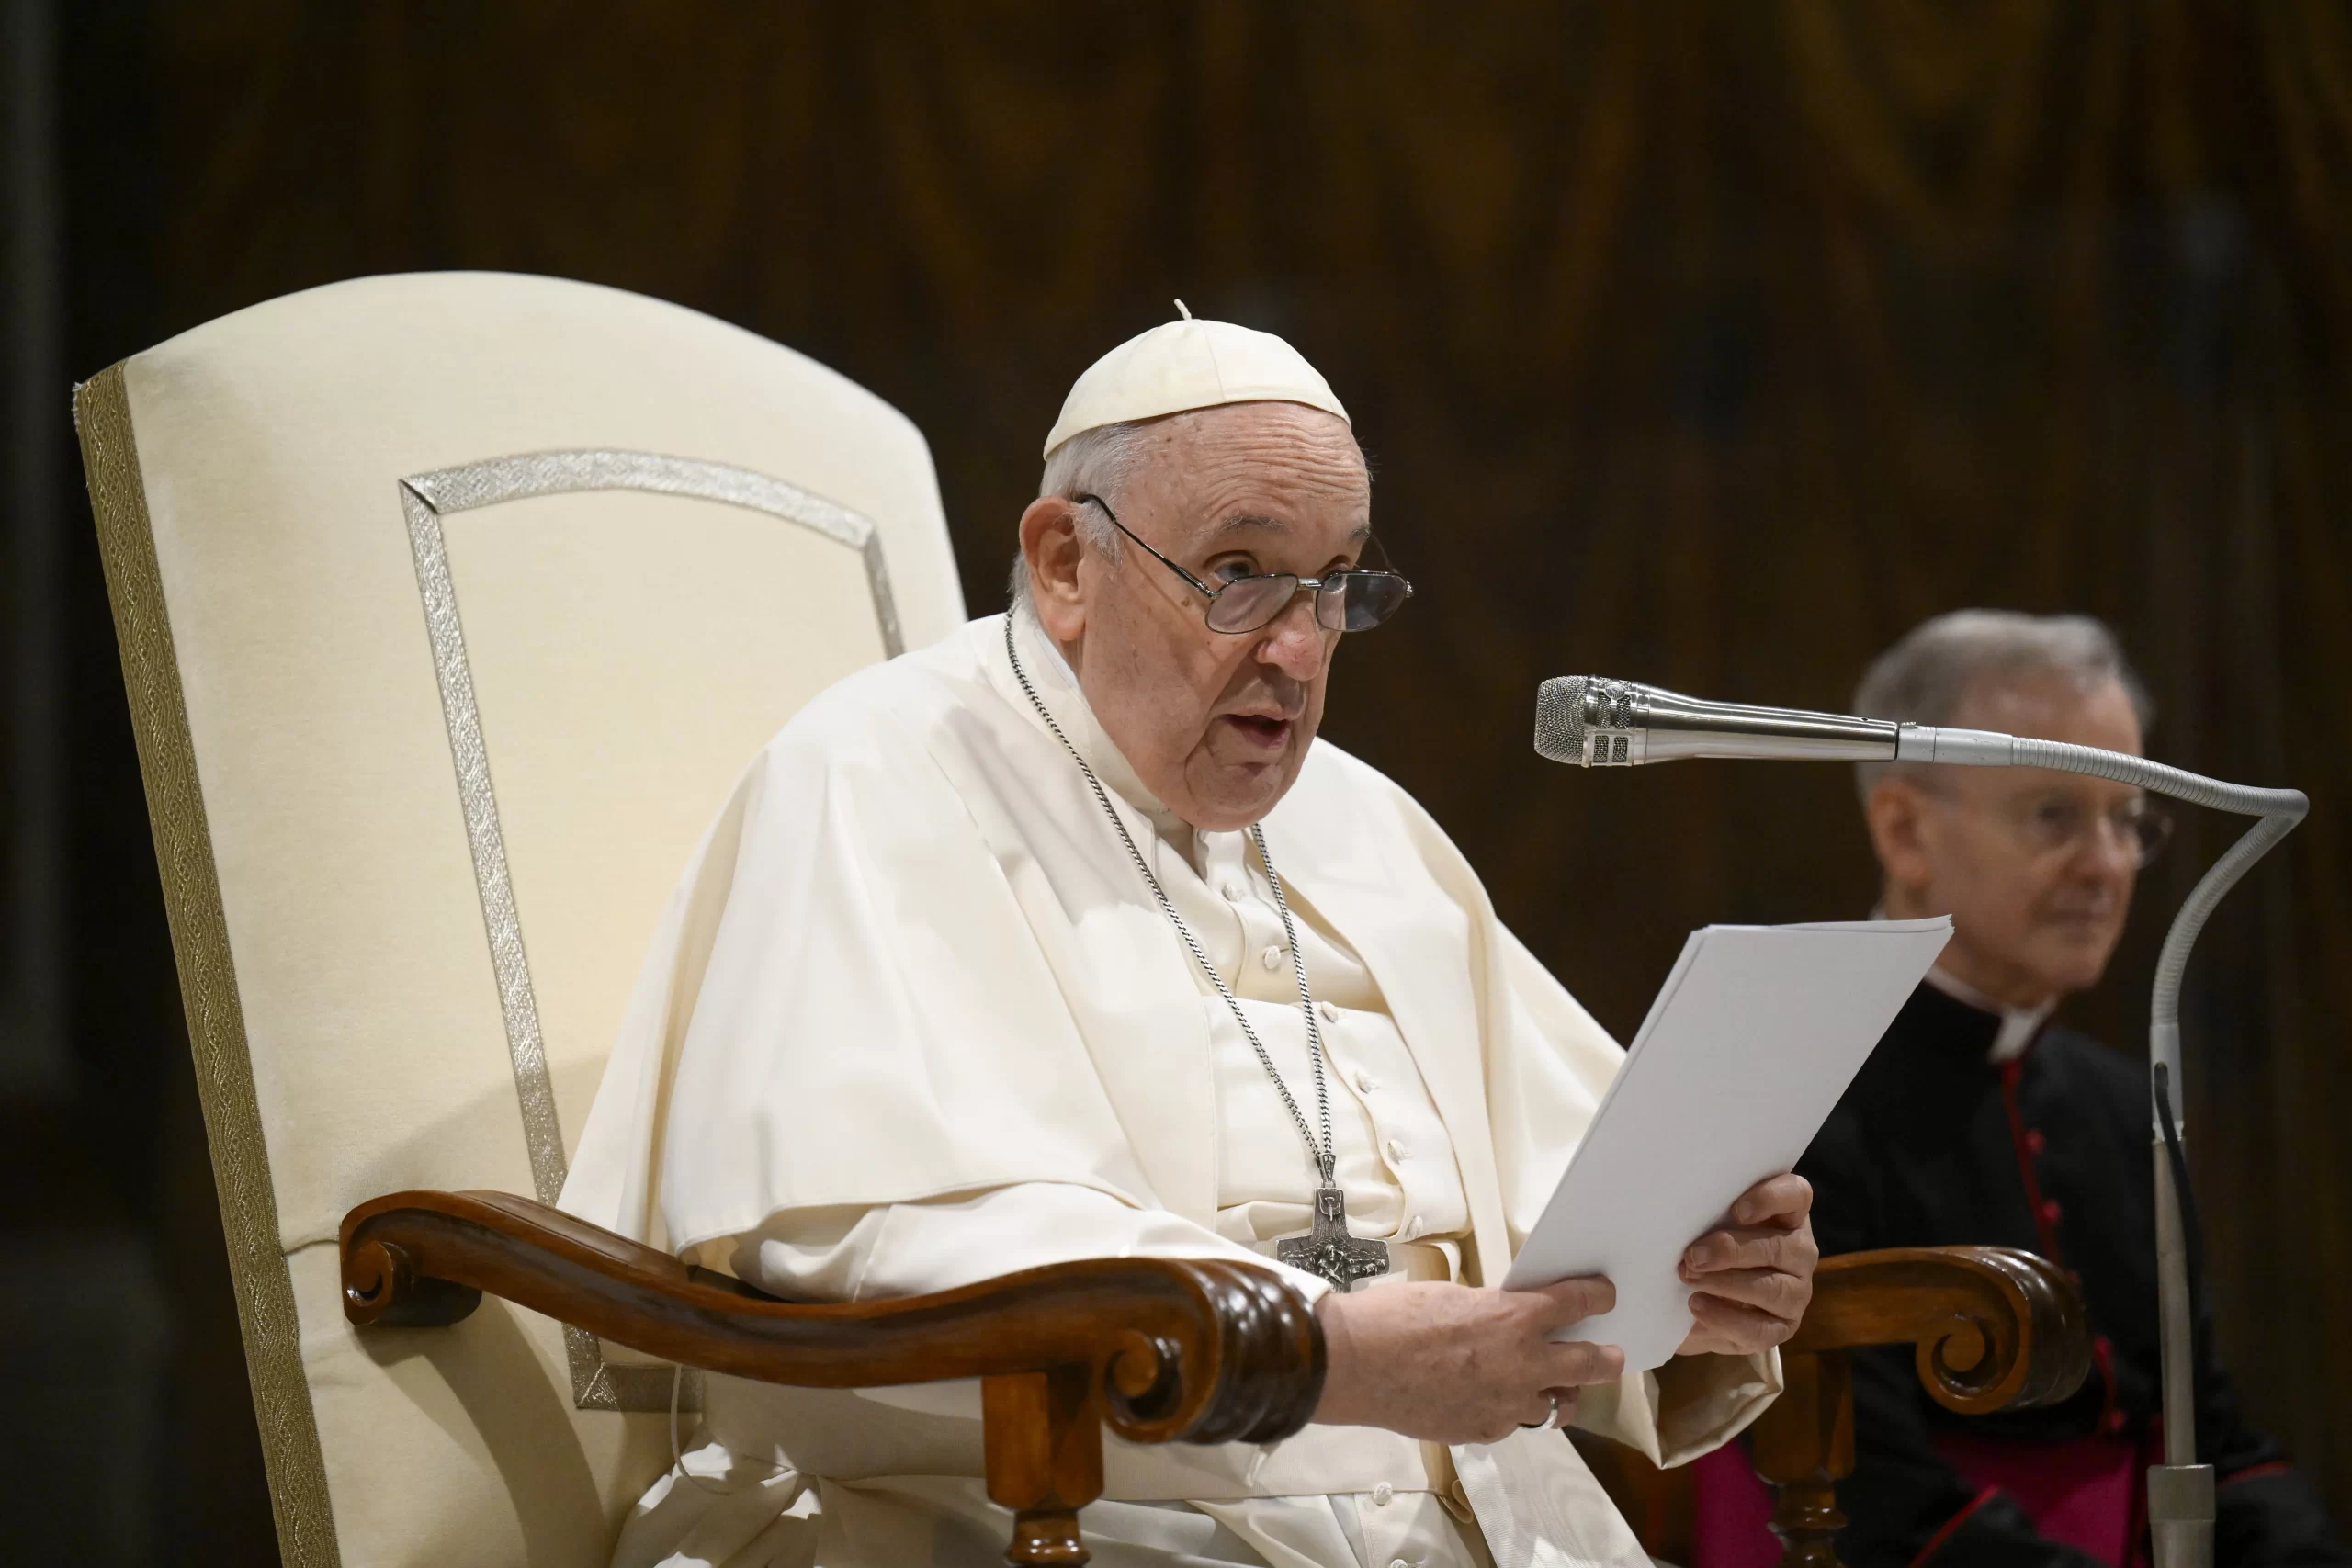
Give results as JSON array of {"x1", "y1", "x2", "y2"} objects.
[
  {"x1": 1006, "y1": 421, "x2": 1153, "y2": 610},
  {"x1": 1853, "y1": 608, "x2": 2154, "y2": 800}
]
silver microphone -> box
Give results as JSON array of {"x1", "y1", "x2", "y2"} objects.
[{"x1": 1534, "y1": 675, "x2": 1906, "y2": 767}]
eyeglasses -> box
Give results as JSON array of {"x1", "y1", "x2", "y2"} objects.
[
  {"x1": 1974, "y1": 789, "x2": 2177, "y2": 869},
  {"x1": 1080, "y1": 493, "x2": 1413, "y2": 635}
]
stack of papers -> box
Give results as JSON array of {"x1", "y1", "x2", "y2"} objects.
[{"x1": 1501, "y1": 918, "x2": 1952, "y2": 1370}]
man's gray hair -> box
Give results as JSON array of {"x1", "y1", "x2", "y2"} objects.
[
  {"x1": 1853, "y1": 609, "x2": 2154, "y2": 799},
  {"x1": 1006, "y1": 421, "x2": 1152, "y2": 610}
]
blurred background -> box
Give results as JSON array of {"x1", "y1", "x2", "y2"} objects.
[{"x1": 4, "y1": 2, "x2": 2347, "y2": 1561}]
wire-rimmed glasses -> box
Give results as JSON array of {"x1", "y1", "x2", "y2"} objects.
[
  {"x1": 1916, "y1": 779, "x2": 2175, "y2": 868},
  {"x1": 2004, "y1": 791, "x2": 2176, "y2": 868},
  {"x1": 1080, "y1": 492, "x2": 1412, "y2": 635}
]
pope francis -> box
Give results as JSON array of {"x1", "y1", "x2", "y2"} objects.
[{"x1": 561, "y1": 310, "x2": 1817, "y2": 1568}]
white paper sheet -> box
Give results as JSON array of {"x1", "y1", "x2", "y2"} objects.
[{"x1": 1501, "y1": 917, "x2": 1953, "y2": 1370}]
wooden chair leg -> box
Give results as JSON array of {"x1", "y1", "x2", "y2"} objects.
[
  {"x1": 1751, "y1": 1348, "x2": 1855, "y2": 1568},
  {"x1": 984, "y1": 1365, "x2": 1106, "y2": 1565}
]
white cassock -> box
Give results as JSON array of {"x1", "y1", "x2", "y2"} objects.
[{"x1": 560, "y1": 610, "x2": 1781, "y2": 1568}]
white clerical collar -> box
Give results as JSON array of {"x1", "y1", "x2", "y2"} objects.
[
  {"x1": 1920, "y1": 964, "x2": 2057, "y2": 1065},
  {"x1": 1001, "y1": 609, "x2": 1198, "y2": 855},
  {"x1": 1869, "y1": 905, "x2": 2054, "y2": 1063}
]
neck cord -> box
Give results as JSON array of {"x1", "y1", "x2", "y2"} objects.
[{"x1": 1003, "y1": 615, "x2": 1339, "y2": 1185}]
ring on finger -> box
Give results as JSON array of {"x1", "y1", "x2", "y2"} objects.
[{"x1": 1518, "y1": 1392, "x2": 1561, "y2": 1431}]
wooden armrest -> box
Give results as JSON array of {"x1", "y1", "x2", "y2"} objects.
[
  {"x1": 1758, "y1": 1245, "x2": 2092, "y2": 1568},
  {"x1": 341, "y1": 1190, "x2": 1325, "y2": 1565},
  {"x1": 1791, "y1": 1244, "x2": 2091, "y2": 1413}
]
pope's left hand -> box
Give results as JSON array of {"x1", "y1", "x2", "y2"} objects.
[{"x1": 1675, "y1": 1172, "x2": 1817, "y2": 1357}]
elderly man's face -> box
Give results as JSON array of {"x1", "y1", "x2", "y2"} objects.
[
  {"x1": 1020, "y1": 403, "x2": 1372, "y2": 830},
  {"x1": 1868, "y1": 675, "x2": 2146, "y2": 1009}
]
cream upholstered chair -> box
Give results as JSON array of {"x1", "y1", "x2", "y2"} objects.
[
  {"x1": 74, "y1": 273, "x2": 968, "y2": 1563},
  {"x1": 73, "y1": 274, "x2": 1325, "y2": 1568}
]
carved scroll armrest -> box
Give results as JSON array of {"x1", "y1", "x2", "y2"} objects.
[
  {"x1": 1756, "y1": 1246, "x2": 2091, "y2": 1568},
  {"x1": 1790, "y1": 1245, "x2": 2091, "y2": 1413},
  {"x1": 341, "y1": 1190, "x2": 1325, "y2": 1565}
]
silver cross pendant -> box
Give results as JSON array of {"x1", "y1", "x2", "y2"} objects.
[{"x1": 1277, "y1": 1185, "x2": 1391, "y2": 1293}]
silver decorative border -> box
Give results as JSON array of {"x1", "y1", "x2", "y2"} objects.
[{"x1": 400, "y1": 449, "x2": 903, "y2": 1411}]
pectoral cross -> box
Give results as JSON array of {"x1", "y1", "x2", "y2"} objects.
[{"x1": 1277, "y1": 1185, "x2": 1390, "y2": 1293}]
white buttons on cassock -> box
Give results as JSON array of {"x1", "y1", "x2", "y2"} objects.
[
  {"x1": 1405, "y1": 1213, "x2": 1423, "y2": 1237},
  {"x1": 1223, "y1": 881, "x2": 1247, "y2": 901},
  {"x1": 1385, "y1": 1138, "x2": 1408, "y2": 1164},
  {"x1": 1370, "y1": 1482, "x2": 1395, "y2": 1506},
  {"x1": 1318, "y1": 1000, "x2": 1340, "y2": 1023},
  {"x1": 1354, "y1": 1069, "x2": 1378, "y2": 1093},
  {"x1": 1260, "y1": 944, "x2": 1284, "y2": 971}
]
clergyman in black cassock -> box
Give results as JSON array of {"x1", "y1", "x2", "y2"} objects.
[{"x1": 1796, "y1": 979, "x2": 2345, "y2": 1568}]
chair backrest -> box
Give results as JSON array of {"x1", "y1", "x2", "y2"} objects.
[{"x1": 74, "y1": 273, "x2": 967, "y2": 1568}]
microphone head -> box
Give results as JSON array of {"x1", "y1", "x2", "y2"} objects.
[
  {"x1": 1534, "y1": 675, "x2": 1642, "y2": 766},
  {"x1": 1538, "y1": 674, "x2": 1901, "y2": 767}
]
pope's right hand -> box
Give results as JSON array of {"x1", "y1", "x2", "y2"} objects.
[{"x1": 1308, "y1": 1277, "x2": 1624, "y2": 1444}]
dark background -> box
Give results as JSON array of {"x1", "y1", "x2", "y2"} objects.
[{"x1": 4, "y1": 3, "x2": 2346, "y2": 1562}]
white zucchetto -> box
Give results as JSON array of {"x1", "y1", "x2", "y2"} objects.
[{"x1": 1042, "y1": 301, "x2": 1351, "y2": 458}]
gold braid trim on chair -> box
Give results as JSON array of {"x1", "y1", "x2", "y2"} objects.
[{"x1": 77, "y1": 363, "x2": 345, "y2": 1568}]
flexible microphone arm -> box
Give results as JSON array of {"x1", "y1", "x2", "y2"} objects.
[{"x1": 1535, "y1": 675, "x2": 2309, "y2": 1568}]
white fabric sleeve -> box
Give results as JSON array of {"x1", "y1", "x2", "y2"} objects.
[
  {"x1": 725, "y1": 1179, "x2": 1335, "y2": 1308},
  {"x1": 1569, "y1": 1351, "x2": 1782, "y2": 1467}
]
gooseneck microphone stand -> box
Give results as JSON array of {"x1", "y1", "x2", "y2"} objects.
[{"x1": 1534, "y1": 676, "x2": 2310, "y2": 1568}]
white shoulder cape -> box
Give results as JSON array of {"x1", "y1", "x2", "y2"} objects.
[{"x1": 562, "y1": 615, "x2": 1620, "y2": 1283}]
